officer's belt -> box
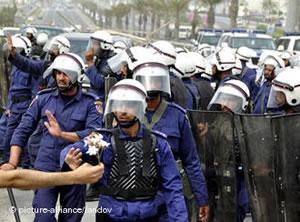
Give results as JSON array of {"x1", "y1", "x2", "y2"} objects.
[
  {"x1": 12, "y1": 95, "x2": 32, "y2": 104},
  {"x1": 99, "y1": 187, "x2": 157, "y2": 201}
]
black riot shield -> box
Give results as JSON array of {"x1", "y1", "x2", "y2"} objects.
[
  {"x1": 188, "y1": 110, "x2": 237, "y2": 221},
  {"x1": 272, "y1": 114, "x2": 300, "y2": 222},
  {"x1": 235, "y1": 115, "x2": 280, "y2": 222}
]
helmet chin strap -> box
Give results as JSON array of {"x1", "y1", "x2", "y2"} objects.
[
  {"x1": 56, "y1": 81, "x2": 77, "y2": 93},
  {"x1": 115, "y1": 116, "x2": 139, "y2": 128}
]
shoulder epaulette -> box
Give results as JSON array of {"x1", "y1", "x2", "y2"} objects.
[
  {"x1": 151, "y1": 130, "x2": 167, "y2": 139},
  {"x1": 168, "y1": 102, "x2": 187, "y2": 114}
]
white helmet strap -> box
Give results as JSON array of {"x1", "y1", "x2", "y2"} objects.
[
  {"x1": 148, "y1": 43, "x2": 176, "y2": 60},
  {"x1": 223, "y1": 82, "x2": 250, "y2": 101}
]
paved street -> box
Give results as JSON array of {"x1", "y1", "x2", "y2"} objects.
[{"x1": 0, "y1": 188, "x2": 98, "y2": 222}]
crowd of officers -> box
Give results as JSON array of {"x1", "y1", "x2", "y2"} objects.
[{"x1": 0, "y1": 26, "x2": 299, "y2": 222}]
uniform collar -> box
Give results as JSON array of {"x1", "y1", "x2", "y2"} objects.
[
  {"x1": 118, "y1": 124, "x2": 144, "y2": 139},
  {"x1": 54, "y1": 86, "x2": 83, "y2": 101}
]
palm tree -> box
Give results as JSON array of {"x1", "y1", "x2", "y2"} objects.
[
  {"x1": 110, "y1": 3, "x2": 131, "y2": 30},
  {"x1": 229, "y1": 0, "x2": 239, "y2": 28},
  {"x1": 262, "y1": 0, "x2": 278, "y2": 23},
  {"x1": 203, "y1": 0, "x2": 222, "y2": 28},
  {"x1": 165, "y1": 0, "x2": 190, "y2": 40},
  {"x1": 131, "y1": 0, "x2": 148, "y2": 36}
]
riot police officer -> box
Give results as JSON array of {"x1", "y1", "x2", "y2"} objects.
[
  {"x1": 172, "y1": 52, "x2": 200, "y2": 110},
  {"x1": 147, "y1": 40, "x2": 188, "y2": 108},
  {"x1": 208, "y1": 79, "x2": 251, "y2": 222},
  {"x1": 267, "y1": 66, "x2": 300, "y2": 114},
  {"x1": 1, "y1": 53, "x2": 103, "y2": 222},
  {"x1": 211, "y1": 47, "x2": 237, "y2": 90},
  {"x1": 85, "y1": 30, "x2": 115, "y2": 100},
  {"x1": 132, "y1": 58, "x2": 209, "y2": 222},
  {"x1": 1, "y1": 35, "x2": 33, "y2": 167},
  {"x1": 253, "y1": 55, "x2": 285, "y2": 114},
  {"x1": 61, "y1": 79, "x2": 189, "y2": 221},
  {"x1": 236, "y1": 46, "x2": 259, "y2": 101}
]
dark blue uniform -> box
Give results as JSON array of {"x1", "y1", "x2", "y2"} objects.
[
  {"x1": 241, "y1": 67, "x2": 259, "y2": 101},
  {"x1": 10, "y1": 87, "x2": 103, "y2": 222},
  {"x1": 8, "y1": 52, "x2": 53, "y2": 88},
  {"x1": 1, "y1": 66, "x2": 34, "y2": 166},
  {"x1": 253, "y1": 81, "x2": 272, "y2": 114},
  {"x1": 169, "y1": 72, "x2": 187, "y2": 109},
  {"x1": 85, "y1": 52, "x2": 115, "y2": 101},
  {"x1": 144, "y1": 101, "x2": 208, "y2": 211},
  {"x1": 60, "y1": 126, "x2": 188, "y2": 221},
  {"x1": 182, "y1": 78, "x2": 201, "y2": 110},
  {"x1": 0, "y1": 114, "x2": 7, "y2": 159}
]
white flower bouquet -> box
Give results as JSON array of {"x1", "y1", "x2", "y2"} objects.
[{"x1": 84, "y1": 132, "x2": 110, "y2": 162}]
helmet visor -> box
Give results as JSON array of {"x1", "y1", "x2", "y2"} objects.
[
  {"x1": 104, "y1": 100, "x2": 145, "y2": 121},
  {"x1": 267, "y1": 86, "x2": 287, "y2": 109},
  {"x1": 107, "y1": 51, "x2": 129, "y2": 74},
  {"x1": 133, "y1": 64, "x2": 171, "y2": 95},
  {"x1": 208, "y1": 92, "x2": 244, "y2": 113}
]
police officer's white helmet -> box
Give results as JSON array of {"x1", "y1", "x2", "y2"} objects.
[
  {"x1": 267, "y1": 67, "x2": 300, "y2": 109},
  {"x1": 172, "y1": 52, "x2": 196, "y2": 78},
  {"x1": 90, "y1": 30, "x2": 113, "y2": 50},
  {"x1": 208, "y1": 79, "x2": 250, "y2": 113},
  {"x1": 214, "y1": 47, "x2": 236, "y2": 72},
  {"x1": 25, "y1": 27, "x2": 38, "y2": 38},
  {"x1": 104, "y1": 79, "x2": 147, "y2": 121},
  {"x1": 113, "y1": 40, "x2": 128, "y2": 54},
  {"x1": 108, "y1": 46, "x2": 153, "y2": 74},
  {"x1": 78, "y1": 74, "x2": 91, "y2": 89},
  {"x1": 132, "y1": 57, "x2": 171, "y2": 96},
  {"x1": 147, "y1": 40, "x2": 176, "y2": 66},
  {"x1": 43, "y1": 35, "x2": 70, "y2": 54},
  {"x1": 263, "y1": 54, "x2": 285, "y2": 75},
  {"x1": 232, "y1": 59, "x2": 243, "y2": 76},
  {"x1": 188, "y1": 51, "x2": 206, "y2": 74},
  {"x1": 36, "y1": 33, "x2": 48, "y2": 46},
  {"x1": 197, "y1": 43, "x2": 215, "y2": 57},
  {"x1": 43, "y1": 53, "x2": 85, "y2": 84},
  {"x1": 236, "y1": 46, "x2": 256, "y2": 62},
  {"x1": 279, "y1": 51, "x2": 293, "y2": 63},
  {"x1": 12, "y1": 34, "x2": 32, "y2": 56},
  {"x1": 126, "y1": 46, "x2": 153, "y2": 71},
  {"x1": 175, "y1": 47, "x2": 189, "y2": 54},
  {"x1": 290, "y1": 54, "x2": 300, "y2": 67}
]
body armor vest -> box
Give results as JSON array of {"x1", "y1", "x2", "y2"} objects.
[{"x1": 100, "y1": 128, "x2": 159, "y2": 200}]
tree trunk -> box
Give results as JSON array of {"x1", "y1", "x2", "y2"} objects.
[
  {"x1": 175, "y1": 8, "x2": 180, "y2": 40},
  {"x1": 191, "y1": 9, "x2": 199, "y2": 39},
  {"x1": 207, "y1": 3, "x2": 215, "y2": 28},
  {"x1": 151, "y1": 13, "x2": 156, "y2": 32},
  {"x1": 143, "y1": 13, "x2": 148, "y2": 36},
  {"x1": 138, "y1": 13, "x2": 142, "y2": 36},
  {"x1": 116, "y1": 16, "x2": 123, "y2": 30},
  {"x1": 156, "y1": 14, "x2": 161, "y2": 38},
  {"x1": 125, "y1": 14, "x2": 129, "y2": 31},
  {"x1": 229, "y1": 0, "x2": 239, "y2": 28}
]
